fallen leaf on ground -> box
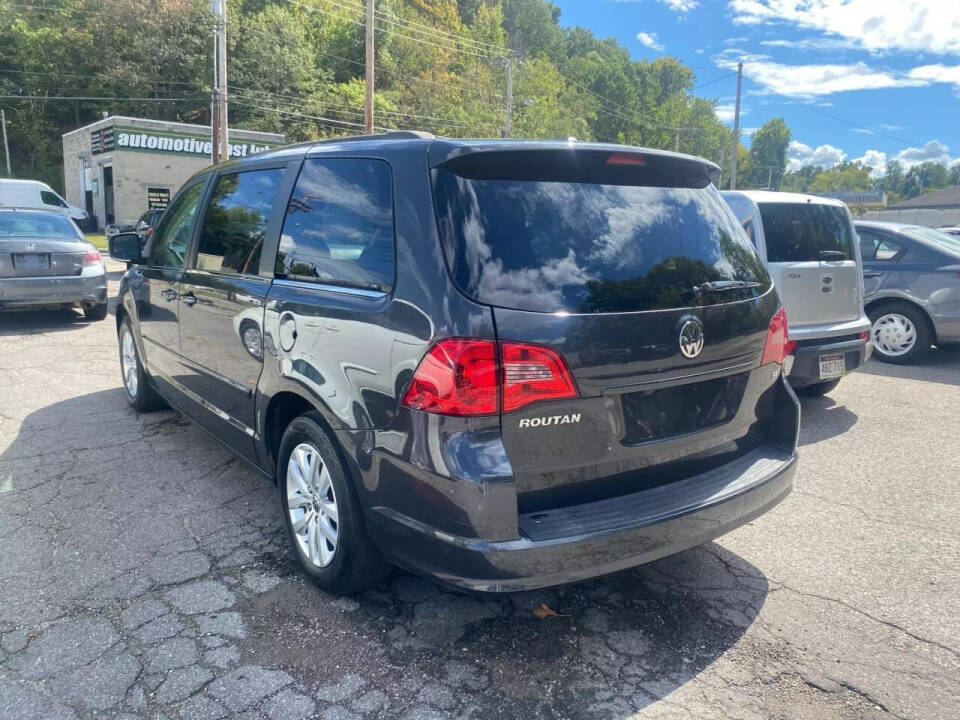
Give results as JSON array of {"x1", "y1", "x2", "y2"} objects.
[{"x1": 534, "y1": 603, "x2": 570, "y2": 618}]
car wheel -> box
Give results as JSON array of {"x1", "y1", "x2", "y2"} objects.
[
  {"x1": 85, "y1": 302, "x2": 108, "y2": 321},
  {"x1": 868, "y1": 303, "x2": 931, "y2": 365},
  {"x1": 796, "y1": 378, "x2": 842, "y2": 396},
  {"x1": 277, "y1": 412, "x2": 391, "y2": 595},
  {"x1": 118, "y1": 317, "x2": 166, "y2": 412}
]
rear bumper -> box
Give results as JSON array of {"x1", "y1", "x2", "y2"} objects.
[
  {"x1": 0, "y1": 272, "x2": 107, "y2": 308},
  {"x1": 368, "y1": 444, "x2": 796, "y2": 592},
  {"x1": 787, "y1": 335, "x2": 871, "y2": 387}
]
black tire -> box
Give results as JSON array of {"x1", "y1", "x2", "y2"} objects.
[
  {"x1": 118, "y1": 316, "x2": 166, "y2": 412},
  {"x1": 868, "y1": 302, "x2": 931, "y2": 365},
  {"x1": 277, "y1": 412, "x2": 391, "y2": 594},
  {"x1": 85, "y1": 302, "x2": 108, "y2": 321},
  {"x1": 797, "y1": 378, "x2": 842, "y2": 396}
]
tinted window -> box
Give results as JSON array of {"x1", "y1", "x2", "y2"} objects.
[
  {"x1": 759, "y1": 203, "x2": 854, "y2": 262},
  {"x1": 858, "y1": 229, "x2": 902, "y2": 262},
  {"x1": 903, "y1": 226, "x2": 960, "y2": 257},
  {"x1": 149, "y1": 183, "x2": 204, "y2": 268},
  {"x1": 195, "y1": 169, "x2": 283, "y2": 275},
  {"x1": 40, "y1": 190, "x2": 67, "y2": 208},
  {"x1": 432, "y1": 169, "x2": 768, "y2": 313},
  {"x1": 277, "y1": 159, "x2": 394, "y2": 291},
  {"x1": 0, "y1": 211, "x2": 80, "y2": 239}
]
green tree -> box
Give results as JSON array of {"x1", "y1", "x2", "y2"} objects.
[
  {"x1": 743, "y1": 118, "x2": 790, "y2": 190},
  {"x1": 807, "y1": 162, "x2": 872, "y2": 192}
]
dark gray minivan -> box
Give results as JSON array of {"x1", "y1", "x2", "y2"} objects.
[{"x1": 110, "y1": 133, "x2": 799, "y2": 594}]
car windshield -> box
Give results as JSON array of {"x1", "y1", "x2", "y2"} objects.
[
  {"x1": 0, "y1": 212, "x2": 80, "y2": 239},
  {"x1": 903, "y1": 226, "x2": 960, "y2": 257},
  {"x1": 432, "y1": 157, "x2": 768, "y2": 313}
]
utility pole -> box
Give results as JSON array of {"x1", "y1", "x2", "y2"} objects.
[
  {"x1": 718, "y1": 147, "x2": 725, "y2": 185},
  {"x1": 729, "y1": 61, "x2": 743, "y2": 190},
  {"x1": 674, "y1": 128, "x2": 680, "y2": 153},
  {"x1": 210, "y1": 0, "x2": 228, "y2": 163},
  {"x1": 1, "y1": 109, "x2": 10, "y2": 176},
  {"x1": 365, "y1": 0, "x2": 375, "y2": 134},
  {"x1": 767, "y1": 166, "x2": 773, "y2": 190},
  {"x1": 502, "y1": 57, "x2": 514, "y2": 138}
]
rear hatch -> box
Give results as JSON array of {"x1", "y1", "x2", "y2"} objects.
[
  {"x1": 756, "y1": 200, "x2": 861, "y2": 328},
  {"x1": 431, "y1": 147, "x2": 783, "y2": 509},
  {"x1": 0, "y1": 213, "x2": 86, "y2": 278}
]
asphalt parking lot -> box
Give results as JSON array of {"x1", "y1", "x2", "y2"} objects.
[{"x1": 1, "y1": 263, "x2": 958, "y2": 720}]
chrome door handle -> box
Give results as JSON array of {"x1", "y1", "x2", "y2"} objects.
[
  {"x1": 182, "y1": 292, "x2": 198, "y2": 307},
  {"x1": 161, "y1": 288, "x2": 177, "y2": 302}
]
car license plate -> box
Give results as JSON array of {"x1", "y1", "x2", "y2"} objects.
[
  {"x1": 13, "y1": 253, "x2": 49, "y2": 270},
  {"x1": 819, "y1": 354, "x2": 845, "y2": 379}
]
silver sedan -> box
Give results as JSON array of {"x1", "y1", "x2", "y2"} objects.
[
  {"x1": 856, "y1": 220, "x2": 960, "y2": 363},
  {"x1": 0, "y1": 208, "x2": 108, "y2": 319}
]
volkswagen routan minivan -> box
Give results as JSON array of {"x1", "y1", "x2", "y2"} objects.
[{"x1": 110, "y1": 133, "x2": 799, "y2": 594}]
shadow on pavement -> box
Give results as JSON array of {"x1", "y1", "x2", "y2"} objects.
[
  {"x1": 857, "y1": 345, "x2": 960, "y2": 387},
  {"x1": 0, "y1": 307, "x2": 97, "y2": 335},
  {"x1": 0, "y1": 388, "x2": 771, "y2": 718},
  {"x1": 797, "y1": 394, "x2": 858, "y2": 447}
]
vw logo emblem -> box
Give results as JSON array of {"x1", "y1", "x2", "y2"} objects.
[{"x1": 678, "y1": 319, "x2": 704, "y2": 359}]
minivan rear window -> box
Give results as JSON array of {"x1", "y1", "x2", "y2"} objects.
[
  {"x1": 432, "y1": 161, "x2": 768, "y2": 313},
  {"x1": 759, "y1": 203, "x2": 854, "y2": 263}
]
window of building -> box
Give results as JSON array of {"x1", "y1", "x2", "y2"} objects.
[
  {"x1": 195, "y1": 168, "x2": 284, "y2": 275},
  {"x1": 277, "y1": 158, "x2": 394, "y2": 292}
]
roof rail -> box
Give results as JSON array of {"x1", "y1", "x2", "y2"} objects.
[{"x1": 315, "y1": 130, "x2": 435, "y2": 145}]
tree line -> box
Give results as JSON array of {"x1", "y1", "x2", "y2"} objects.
[{"x1": 0, "y1": 0, "x2": 741, "y2": 192}]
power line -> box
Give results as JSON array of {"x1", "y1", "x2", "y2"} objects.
[
  {"x1": 0, "y1": 68, "x2": 207, "y2": 88},
  {"x1": 693, "y1": 72, "x2": 737, "y2": 91},
  {"x1": 0, "y1": 94, "x2": 206, "y2": 102}
]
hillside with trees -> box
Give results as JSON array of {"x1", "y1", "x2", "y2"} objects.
[{"x1": 0, "y1": 0, "x2": 738, "y2": 192}]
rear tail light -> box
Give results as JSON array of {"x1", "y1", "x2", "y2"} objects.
[
  {"x1": 859, "y1": 330, "x2": 869, "y2": 342},
  {"x1": 401, "y1": 339, "x2": 578, "y2": 416},
  {"x1": 83, "y1": 248, "x2": 102, "y2": 266},
  {"x1": 501, "y1": 342, "x2": 577, "y2": 412},
  {"x1": 401, "y1": 339, "x2": 498, "y2": 416},
  {"x1": 761, "y1": 307, "x2": 791, "y2": 365}
]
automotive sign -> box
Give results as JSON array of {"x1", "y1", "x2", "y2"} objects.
[{"x1": 114, "y1": 126, "x2": 279, "y2": 158}]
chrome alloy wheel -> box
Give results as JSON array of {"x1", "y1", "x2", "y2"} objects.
[
  {"x1": 286, "y1": 442, "x2": 339, "y2": 568},
  {"x1": 872, "y1": 312, "x2": 917, "y2": 357},
  {"x1": 121, "y1": 329, "x2": 139, "y2": 398}
]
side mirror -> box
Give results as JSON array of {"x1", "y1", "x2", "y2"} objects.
[{"x1": 109, "y1": 232, "x2": 144, "y2": 263}]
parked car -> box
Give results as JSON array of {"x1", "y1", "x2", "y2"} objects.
[
  {"x1": 110, "y1": 133, "x2": 799, "y2": 594},
  {"x1": 0, "y1": 178, "x2": 88, "y2": 222},
  {"x1": 855, "y1": 221, "x2": 960, "y2": 363},
  {"x1": 135, "y1": 208, "x2": 165, "y2": 244},
  {"x1": 0, "y1": 208, "x2": 107, "y2": 319},
  {"x1": 722, "y1": 190, "x2": 872, "y2": 396}
]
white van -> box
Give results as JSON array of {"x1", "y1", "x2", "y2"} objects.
[
  {"x1": 0, "y1": 179, "x2": 87, "y2": 222},
  {"x1": 723, "y1": 190, "x2": 872, "y2": 395}
]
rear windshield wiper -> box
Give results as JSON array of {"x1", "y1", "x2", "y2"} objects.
[
  {"x1": 691, "y1": 280, "x2": 763, "y2": 296},
  {"x1": 819, "y1": 250, "x2": 847, "y2": 261}
]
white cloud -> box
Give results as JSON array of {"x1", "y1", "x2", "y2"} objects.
[
  {"x1": 661, "y1": 0, "x2": 699, "y2": 12},
  {"x1": 787, "y1": 140, "x2": 846, "y2": 171},
  {"x1": 714, "y1": 103, "x2": 739, "y2": 123},
  {"x1": 853, "y1": 149, "x2": 887, "y2": 178},
  {"x1": 728, "y1": 0, "x2": 960, "y2": 55},
  {"x1": 636, "y1": 32, "x2": 665, "y2": 51},
  {"x1": 715, "y1": 52, "x2": 926, "y2": 97},
  {"x1": 908, "y1": 64, "x2": 960, "y2": 91},
  {"x1": 759, "y1": 37, "x2": 858, "y2": 51},
  {"x1": 892, "y1": 140, "x2": 952, "y2": 167}
]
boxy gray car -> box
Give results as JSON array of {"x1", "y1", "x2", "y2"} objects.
[{"x1": 109, "y1": 134, "x2": 799, "y2": 594}]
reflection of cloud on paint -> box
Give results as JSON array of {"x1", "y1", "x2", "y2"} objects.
[
  {"x1": 476, "y1": 250, "x2": 592, "y2": 311},
  {"x1": 589, "y1": 202, "x2": 671, "y2": 266}
]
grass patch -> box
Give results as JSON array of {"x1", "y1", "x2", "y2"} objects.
[{"x1": 86, "y1": 233, "x2": 107, "y2": 250}]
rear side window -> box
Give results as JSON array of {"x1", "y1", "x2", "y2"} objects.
[
  {"x1": 759, "y1": 203, "x2": 854, "y2": 262},
  {"x1": 195, "y1": 168, "x2": 284, "y2": 275},
  {"x1": 432, "y1": 158, "x2": 768, "y2": 313},
  {"x1": 858, "y1": 229, "x2": 902, "y2": 262},
  {"x1": 277, "y1": 158, "x2": 394, "y2": 292}
]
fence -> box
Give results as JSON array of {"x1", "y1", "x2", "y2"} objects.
[{"x1": 860, "y1": 208, "x2": 960, "y2": 227}]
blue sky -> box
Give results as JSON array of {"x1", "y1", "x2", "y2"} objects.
[{"x1": 551, "y1": 0, "x2": 960, "y2": 177}]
